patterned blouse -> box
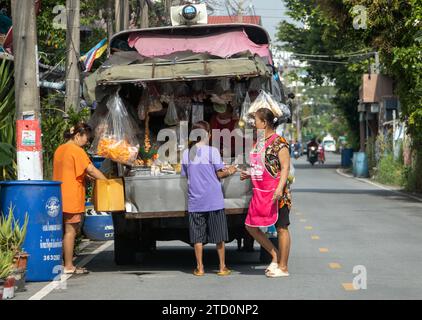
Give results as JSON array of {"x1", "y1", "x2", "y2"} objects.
[{"x1": 254, "y1": 135, "x2": 292, "y2": 209}]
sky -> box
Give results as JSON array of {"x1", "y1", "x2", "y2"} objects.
[{"x1": 213, "y1": 0, "x2": 297, "y2": 44}]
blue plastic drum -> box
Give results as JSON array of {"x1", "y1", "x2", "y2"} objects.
[
  {"x1": 353, "y1": 152, "x2": 369, "y2": 178},
  {"x1": 341, "y1": 148, "x2": 354, "y2": 168},
  {"x1": 91, "y1": 156, "x2": 105, "y2": 169},
  {"x1": 0, "y1": 181, "x2": 63, "y2": 282}
]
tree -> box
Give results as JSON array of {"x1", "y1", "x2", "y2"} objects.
[{"x1": 277, "y1": 0, "x2": 422, "y2": 190}]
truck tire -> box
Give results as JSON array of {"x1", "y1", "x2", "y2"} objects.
[{"x1": 112, "y1": 213, "x2": 139, "y2": 265}]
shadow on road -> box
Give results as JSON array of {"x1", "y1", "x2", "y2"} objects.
[{"x1": 81, "y1": 246, "x2": 266, "y2": 276}]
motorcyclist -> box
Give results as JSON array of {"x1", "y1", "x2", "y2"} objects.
[{"x1": 307, "y1": 137, "x2": 319, "y2": 161}]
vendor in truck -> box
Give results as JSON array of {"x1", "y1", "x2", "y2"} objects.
[{"x1": 210, "y1": 103, "x2": 239, "y2": 158}]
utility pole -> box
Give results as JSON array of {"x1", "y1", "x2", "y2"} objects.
[
  {"x1": 237, "y1": 0, "x2": 244, "y2": 23},
  {"x1": 140, "y1": 0, "x2": 149, "y2": 28},
  {"x1": 65, "y1": 0, "x2": 80, "y2": 112},
  {"x1": 106, "y1": 0, "x2": 114, "y2": 55},
  {"x1": 164, "y1": 0, "x2": 172, "y2": 24},
  {"x1": 11, "y1": 0, "x2": 43, "y2": 180},
  {"x1": 115, "y1": 0, "x2": 130, "y2": 33}
]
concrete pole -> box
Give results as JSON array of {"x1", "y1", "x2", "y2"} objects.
[
  {"x1": 115, "y1": 0, "x2": 130, "y2": 33},
  {"x1": 140, "y1": 0, "x2": 149, "y2": 28},
  {"x1": 11, "y1": 0, "x2": 40, "y2": 120},
  {"x1": 106, "y1": 0, "x2": 114, "y2": 55},
  {"x1": 11, "y1": 0, "x2": 43, "y2": 179},
  {"x1": 65, "y1": 0, "x2": 80, "y2": 111}
]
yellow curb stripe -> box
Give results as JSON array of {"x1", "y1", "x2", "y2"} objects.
[
  {"x1": 311, "y1": 236, "x2": 320, "y2": 240},
  {"x1": 319, "y1": 248, "x2": 329, "y2": 253},
  {"x1": 329, "y1": 263, "x2": 342, "y2": 269}
]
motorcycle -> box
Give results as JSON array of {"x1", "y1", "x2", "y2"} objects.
[{"x1": 308, "y1": 146, "x2": 318, "y2": 165}]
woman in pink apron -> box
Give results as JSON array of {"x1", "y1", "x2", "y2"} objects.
[{"x1": 241, "y1": 108, "x2": 292, "y2": 277}]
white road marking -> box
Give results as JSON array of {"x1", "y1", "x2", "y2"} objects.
[{"x1": 28, "y1": 240, "x2": 113, "y2": 300}]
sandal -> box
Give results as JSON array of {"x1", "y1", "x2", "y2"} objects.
[
  {"x1": 64, "y1": 267, "x2": 90, "y2": 275},
  {"x1": 265, "y1": 262, "x2": 279, "y2": 275},
  {"x1": 217, "y1": 268, "x2": 232, "y2": 276},
  {"x1": 266, "y1": 268, "x2": 289, "y2": 278},
  {"x1": 193, "y1": 268, "x2": 205, "y2": 276}
]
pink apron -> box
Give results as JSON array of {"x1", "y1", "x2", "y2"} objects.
[{"x1": 245, "y1": 134, "x2": 280, "y2": 227}]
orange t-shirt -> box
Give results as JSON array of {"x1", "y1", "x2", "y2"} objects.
[{"x1": 53, "y1": 143, "x2": 92, "y2": 214}]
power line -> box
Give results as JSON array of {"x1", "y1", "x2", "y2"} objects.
[
  {"x1": 295, "y1": 58, "x2": 349, "y2": 65},
  {"x1": 292, "y1": 50, "x2": 375, "y2": 59}
]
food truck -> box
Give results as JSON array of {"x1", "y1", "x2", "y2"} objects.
[{"x1": 84, "y1": 8, "x2": 286, "y2": 264}]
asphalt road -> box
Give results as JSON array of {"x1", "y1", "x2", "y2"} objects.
[{"x1": 16, "y1": 153, "x2": 422, "y2": 300}]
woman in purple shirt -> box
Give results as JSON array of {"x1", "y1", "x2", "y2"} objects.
[{"x1": 182, "y1": 121, "x2": 237, "y2": 276}]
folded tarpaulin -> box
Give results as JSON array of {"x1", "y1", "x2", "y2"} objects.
[
  {"x1": 95, "y1": 57, "x2": 270, "y2": 84},
  {"x1": 128, "y1": 29, "x2": 272, "y2": 64}
]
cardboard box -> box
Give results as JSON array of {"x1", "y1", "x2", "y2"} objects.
[{"x1": 93, "y1": 178, "x2": 125, "y2": 212}]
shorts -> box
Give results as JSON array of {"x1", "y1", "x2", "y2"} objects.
[
  {"x1": 189, "y1": 209, "x2": 229, "y2": 244},
  {"x1": 275, "y1": 205, "x2": 290, "y2": 229},
  {"x1": 63, "y1": 212, "x2": 83, "y2": 224}
]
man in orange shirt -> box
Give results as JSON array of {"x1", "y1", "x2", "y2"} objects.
[{"x1": 53, "y1": 123, "x2": 106, "y2": 274}]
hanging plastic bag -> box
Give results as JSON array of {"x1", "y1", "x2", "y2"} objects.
[
  {"x1": 238, "y1": 92, "x2": 251, "y2": 128},
  {"x1": 287, "y1": 161, "x2": 296, "y2": 187},
  {"x1": 164, "y1": 98, "x2": 179, "y2": 126},
  {"x1": 138, "y1": 99, "x2": 146, "y2": 121},
  {"x1": 92, "y1": 93, "x2": 139, "y2": 165},
  {"x1": 192, "y1": 103, "x2": 204, "y2": 123},
  {"x1": 247, "y1": 90, "x2": 285, "y2": 118},
  {"x1": 177, "y1": 101, "x2": 192, "y2": 122}
]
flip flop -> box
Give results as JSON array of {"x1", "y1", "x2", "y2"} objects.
[
  {"x1": 193, "y1": 268, "x2": 205, "y2": 276},
  {"x1": 217, "y1": 268, "x2": 232, "y2": 276},
  {"x1": 64, "y1": 267, "x2": 90, "y2": 275},
  {"x1": 266, "y1": 268, "x2": 289, "y2": 278}
]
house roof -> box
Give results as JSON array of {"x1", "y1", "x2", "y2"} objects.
[{"x1": 207, "y1": 16, "x2": 262, "y2": 25}]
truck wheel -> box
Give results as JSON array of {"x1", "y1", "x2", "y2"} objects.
[
  {"x1": 112, "y1": 213, "x2": 139, "y2": 265},
  {"x1": 114, "y1": 235, "x2": 137, "y2": 265}
]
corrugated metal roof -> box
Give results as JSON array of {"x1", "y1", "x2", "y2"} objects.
[{"x1": 207, "y1": 16, "x2": 262, "y2": 25}]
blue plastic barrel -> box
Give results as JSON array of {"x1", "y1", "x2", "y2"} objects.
[
  {"x1": 0, "y1": 181, "x2": 62, "y2": 282},
  {"x1": 91, "y1": 156, "x2": 105, "y2": 169},
  {"x1": 353, "y1": 152, "x2": 369, "y2": 178},
  {"x1": 83, "y1": 203, "x2": 114, "y2": 241},
  {"x1": 341, "y1": 148, "x2": 354, "y2": 167}
]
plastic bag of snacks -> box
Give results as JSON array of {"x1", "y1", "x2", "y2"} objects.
[
  {"x1": 247, "y1": 90, "x2": 288, "y2": 119},
  {"x1": 92, "y1": 93, "x2": 139, "y2": 165}
]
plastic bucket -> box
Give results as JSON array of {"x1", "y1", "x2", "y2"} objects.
[
  {"x1": 0, "y1": 181, "x2": 62, "y2": 282},
  {"x1": 83, "y1": 203, "x2": 114, "y2": 241}
]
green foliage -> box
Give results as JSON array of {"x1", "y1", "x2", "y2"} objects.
[
  {"x1": 0, "y1": 249, "x2": 14, "y2": 280},
  {"x1": 0, "y1": 206, "x2": 29, "y2": 255},
  {"x1": 37, "y1": 0, "x2": 107, "y2": 67},
  {"x1": 278, "y1": 0, "x2": 422, "y2": 191},
  {"x1": 0, "y1": 59, "x2": 16, "y2": 180},
  {"x1": 375, "y1": 153, "x2": 405, "y2": 186},
  {"x1": 41, "y1": 94, "x2": 90, "y2": 179}
]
